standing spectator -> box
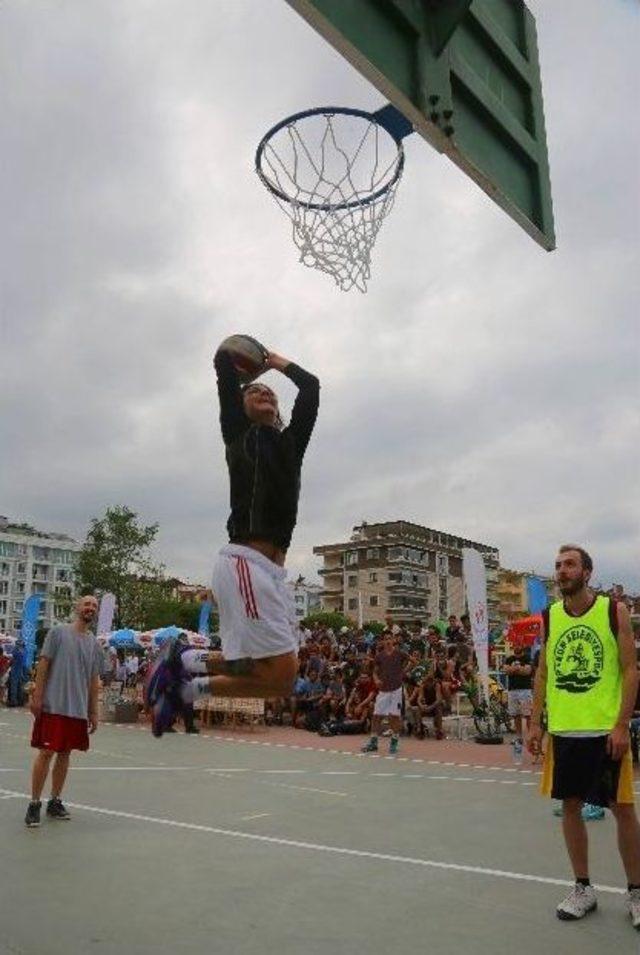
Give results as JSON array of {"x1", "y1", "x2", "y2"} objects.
[
  {"x1": 361, "y1": 633, "x2": 407, "y2": 755},
  {"x1": 25, "y1": 595, "x2": 102, "y2": 828},
  {"x1": 7, "y1": 639, "x2": 28, "y2": 707},
  {"x1": 445, "y1": 615, "x2": 462, "y2": 645},
  {"x1": 528, "y1": 545, "x2": 640, "y2": 926},
  {"x1": 125, "y1": 652, "x2": 139, "y2": 687},
  {"x1": 503, "y1": 644, "x2": 533, "y2": 740},
  {"x1": 0, "y1": 646, "x2": 11, "y2": 704}
]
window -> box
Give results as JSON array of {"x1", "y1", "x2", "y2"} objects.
[
  {"x1": 347, "y1": 575, "x2": 357, "y2": 588},
  {"x1": 346, "y1": 551, "x2": 358, "y2": 566},
  {"x1": 369, "y1": 595, "x2": 379, "y2": 607},
  {"x1": 366, "y1": 547, "x2": 379, "y2": 560},
  {"x1": 0, "y1": 600, "x2": 6, "y2": 614},
  {"x1": 16, "y1": 581, "x2": 25, "y2": 594},
  {"x1": 348, "y1": 598, "x2": 357, "y2": 610},
  {"x1": 17, "y1": 563, "x2": 26, "y2": 575},
  {"x1": 368, "y1": 571, "x2": 377, "y2": 583},
  {"x1": 0, "y1": 542, "x2": 17, "y2": 557},
  {"x1": 0, "y1": 581, "x2": 7, "y2": 595},
  {"x1": 437, "y1": 554, "x2": 448, "y2": 575},
  {"x1": 13, "y1": 600, "x2": 24, "y2": 613},
  {"x1": 0, "y1": 561, "x2": 10, "y2": 575},
  {"x1": 439, "y1": 599, "x2": 448, "y2": 617}
]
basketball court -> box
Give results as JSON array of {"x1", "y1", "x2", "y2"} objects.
[{"x1": 1, "y1": 709, "x2": 637, "y2": 954}]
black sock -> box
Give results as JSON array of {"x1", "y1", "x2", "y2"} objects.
[
  {"x1": 628, "y1": 883, "x2": 640, "y2": 892},
  {"x1": 576, "y1": 877, "x2": 591, "y2": 887}
]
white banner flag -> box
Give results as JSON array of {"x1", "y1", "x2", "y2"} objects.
[
  {"x1": 96, "y1": 592, "x2": 116, "y2": 636},
  {"x1": 462, "y1": 548, "x2": 490, "y2": 702}
]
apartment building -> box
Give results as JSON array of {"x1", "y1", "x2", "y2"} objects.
[
  {"x1": 494, "y1": 567, "x2": 556, "y2": 624},
  {"x1": 0, "y1": 517, "x2": 81, "y2": 634},
  {"x1": 287, "y1": 575, "x2": 322, "y2": 622},
  {"x1": 313, "y1": 520, "x2": 500, "y2": 628}
]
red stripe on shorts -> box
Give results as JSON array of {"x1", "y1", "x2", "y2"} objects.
[
  {"x1": 240, "y1": 558, "x2": 259, "y2": 619},
  {"x1": 234, "y1": 557, "x2": 259, "y2": 619}
]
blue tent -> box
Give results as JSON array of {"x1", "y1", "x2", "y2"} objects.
[
  {"x1": 153, "y1": 625, "x2": 182, "y2": 646},
  {"x1": 108, "y1": 628, "x2": 138, "y2": 648}
]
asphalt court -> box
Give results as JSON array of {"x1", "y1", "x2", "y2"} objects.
[{"x1": 1, "y1": 709, "x2": 638, "y2": 955}]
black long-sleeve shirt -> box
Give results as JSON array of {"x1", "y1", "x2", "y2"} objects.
[{"x1": 214, "y1": 350, "x2": 320, "y2": 551}]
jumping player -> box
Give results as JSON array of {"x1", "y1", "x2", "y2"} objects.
[
  {"x1": 528, "y1": 545, "x2": 640, "y2": 929},
  {"x1": 146, "y1": 343, "x2": 319, "y2": 735}
]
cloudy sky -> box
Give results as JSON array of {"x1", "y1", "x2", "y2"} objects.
[{"x1": 2, "y1": 1, "x2": 638, "y2": 592}]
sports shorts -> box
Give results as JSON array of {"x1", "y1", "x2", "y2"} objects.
[
  {"x1": 507, "y1": 689, "x2": 533, "y2": 717},
  {"x1": 211, "y1": 544, "x2": 299, "y2": 661},
  {"x1": 373, "y1": 687, "x2": 403, "y2": 717},
  {"x1": 31, "y1": 713, "x2": 90, "y2": 752},
  {"x1": 540, "y1": 734, "x2": 634, "y2": 807}
]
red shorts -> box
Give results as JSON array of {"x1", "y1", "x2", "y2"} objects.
[{"x1": 31, "y1": 713, "x2": 90, "y2": 752}]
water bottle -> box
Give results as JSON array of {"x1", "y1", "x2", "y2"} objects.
[{"x1": 512, "y1": 738, "x2": 523, "y2": 765}]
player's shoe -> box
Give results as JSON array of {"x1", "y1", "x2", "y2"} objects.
[
  {"x1": 144, "y1": 636, "x2": 186, "y2": 708},
  {"x1": 556, "y1": 883, "x2": 597, "y2": 920},
  {"x1": 151, "y1": 686, "x2": 183, "y2": 739},
  {"x1": 361, "y1": 737, "x2": 378, "y2": 753},
  {"x1": 46, "y1": 797, "x2": 70, "y2": 820},
  {"x1": 581, "y1": 804, "x2": 605, "y2": 821},
  {"x1": 389, "y1": 736, "x2": 399, "y2": 755},
  {"x1": 626, "y1": 887, "x2": 640, "y2": 930},
  {"x1": 24, "y1": 800, "x2": 41, "y2": 828}
]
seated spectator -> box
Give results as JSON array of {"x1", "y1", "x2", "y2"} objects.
[
  {"x1": 319, "y1": 667, "x2": 346, "y2": 722},
  {"x1": 404, "y1": 677, "x2": 424, "y2": 738},
  {"x1": 418, "y1": 671, "x2": 445, "y2": 739},
  {"x1": 291, "y1": 667, "x2": 324, "y2": 729},
  {"x1": 345, "y1": 672, "x2": 377, "y2": 728}
]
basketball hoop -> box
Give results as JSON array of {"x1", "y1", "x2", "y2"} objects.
[{"x1": 255, "y1": 105, "x2": 412, "y2": 292}]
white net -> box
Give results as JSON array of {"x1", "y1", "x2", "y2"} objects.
[{"x1": 257, "y1": 109, "x2": 404, "y2": 292}]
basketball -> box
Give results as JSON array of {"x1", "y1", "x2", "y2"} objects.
[{"x1": 216, "y1": 334, "x2": 269, "y2": 384}]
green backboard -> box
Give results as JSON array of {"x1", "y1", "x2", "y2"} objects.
[{"x1": 286, "y1": 0, "x2": 555, "y2": 250}]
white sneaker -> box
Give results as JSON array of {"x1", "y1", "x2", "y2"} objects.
[
  {"x1": 557, "y1": 883, "x2": 597, "y2": 920},
  {"x1": 626, "y1": 887, "x2": 640, "y2": 930}
]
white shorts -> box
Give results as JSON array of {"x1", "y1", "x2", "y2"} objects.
[
  {"x1": 211, "y1": 544, "x2": 299, "y2": 661},
  {"x1": 507, "y1": 689, "x2": 533, "y2": 717},
  {"x1": 373, "y1": 687, "x2": 403, "y2": 717}
]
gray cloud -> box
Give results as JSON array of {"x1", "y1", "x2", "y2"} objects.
[{"x1": 1, "y1": 0, "x2": 638, "y2": 592}]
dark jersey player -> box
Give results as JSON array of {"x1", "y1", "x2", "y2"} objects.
[{"x1": 146, "y1": 344, "x2": 319, "y2": 736}]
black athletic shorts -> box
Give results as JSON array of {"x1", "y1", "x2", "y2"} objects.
[{"x1": 544, "y1": 734, "x2": 634, "y2": 807}]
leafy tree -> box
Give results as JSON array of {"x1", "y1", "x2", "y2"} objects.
[
  {"x1": 362, "y1": 619, "x2": 385, "y2": 636},
  {"x1": 77, "y1": 506, "x2": 163, "y2": 628},
  {"x1": 301, "y1": 610, "x2": 356, "y2": 631}
]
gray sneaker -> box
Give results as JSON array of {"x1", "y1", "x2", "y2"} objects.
[
  {"x1": 557, "y1": 883, "x2": 597, "y2": 920},
  {"x1": 25, "y1": 800, "x2": 41, "y2": 828},
  {"x1": 627, "y1": 887, "x2": 640, "y2": 931}
]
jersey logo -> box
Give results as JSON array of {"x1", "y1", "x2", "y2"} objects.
[{"x1": 553, "y1": 625, "x2": 604, "y2": 693}]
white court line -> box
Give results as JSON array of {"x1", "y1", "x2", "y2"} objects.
[
  {"x1": 260, "y1": 782, "x2": 349, "y2": 797},
  {"x1": 370, "y1": 773, "x2": 396, "y2": 777},
  {"x1": 321, "y1": 771, "x2": 359, "y2": 776},
  {"x1": 241, "y1": 812, "x2": 271, "y2": 821},
  {"x1": 0, "y1": 786, "x2": 624, "y2": 895},
  {"x1": 204, "y1": 768, "x2": 250, "y2": 773},
  {"x1": 72, "y1": 767, "x2": 195, "y2": 772},
  {"x1": 261, "y1": 769, "x2": 307, "y2": 775}
]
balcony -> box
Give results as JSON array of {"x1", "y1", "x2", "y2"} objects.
[{"x1": 318, "y1": 566, "x2": 343, "y2": 576}]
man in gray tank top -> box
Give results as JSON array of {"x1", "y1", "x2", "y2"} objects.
[{"x1": 25, "y1": 595, "x2": 102, "y2": 828}]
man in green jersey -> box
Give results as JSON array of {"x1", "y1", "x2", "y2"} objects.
[{"x1": 528, "y1": 545, "x2": 639, "y2": 929}]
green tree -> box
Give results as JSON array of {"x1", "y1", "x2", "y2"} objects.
[
  {"x1": 77, "y1": 506, "x2": 164, "y2": 628},
  {"x1": 301, "y1": 610, "x2": 356, "y2": 631},
  {"x1": 362, "y1": 619, "x2": 385, "y2": 636}
]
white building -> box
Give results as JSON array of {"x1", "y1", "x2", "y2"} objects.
[
  {"x1": 0, "y1": 517, "x2": 81, "y2": 635},
  {"x1": 286, "y1": 575, "x2": 322, "y2": 621}
]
